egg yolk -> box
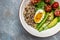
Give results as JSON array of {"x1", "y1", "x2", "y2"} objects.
[{"x1": 34, "y1": 12, "x2": 43, "y2": 23}]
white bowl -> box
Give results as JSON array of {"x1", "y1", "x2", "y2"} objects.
[{"x1": 19, "y1": 0, "x2": 60, "y2": 37}]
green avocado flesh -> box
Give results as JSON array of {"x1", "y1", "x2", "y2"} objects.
[{"x1": 45, "y1": 17, "x2": 58, "y2": 30}]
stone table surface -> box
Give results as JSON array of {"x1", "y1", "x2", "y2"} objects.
[{"x1": 0, "y1": 0, "x2": 60, "y2": 40}]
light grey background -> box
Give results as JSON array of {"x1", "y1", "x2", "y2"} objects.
[{"x1": 0, "y1": 0, "x2": 60, "y2": 40}]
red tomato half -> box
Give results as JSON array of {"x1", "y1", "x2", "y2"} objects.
[{"x1": 55, "y1": 9, "x2": 60, "y2": 16}]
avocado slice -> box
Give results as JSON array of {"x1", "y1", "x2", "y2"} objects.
[
  {"x1": 36, "y1": 13, "x2": 49, "y2": 30},
  {"x1": 48, "y1": 12, "x2": 54, "y2": 21},
  {"x1": 45, "y1": 17, "x2": 58, "y2": 30}
]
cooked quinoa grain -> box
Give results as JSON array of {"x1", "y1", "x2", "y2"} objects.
[{"x1": 23, "y1": 3, "x2": 36, "y2": 27}]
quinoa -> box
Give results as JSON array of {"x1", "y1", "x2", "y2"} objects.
[{"x1": 23, "y1": 3, "x2": 36, "y2": 27}]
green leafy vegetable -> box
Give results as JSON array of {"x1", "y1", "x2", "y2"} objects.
[
  {"x1": 35, "y1": 1, "x2": 45, "y2": 10},
  {"x1": 50, "y1": 0, "x2": 55, "y2": 4},
  {"x1": 58, "y1": 17, "x2": 60, "y2": 22}
]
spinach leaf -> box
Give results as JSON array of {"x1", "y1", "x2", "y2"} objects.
[
  {"x1": 58, "y1": 17, "x2": 60, "y2": 22},
  {"x1": 35, "y1": 1, "x2": 45, "y2": 10},
  {"x1": 50, "y1": 0, "x2": 55, "y2": 4}
]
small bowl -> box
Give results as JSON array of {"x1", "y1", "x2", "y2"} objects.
[{"x1": 19, "y1": 0, "x2": 60, "y2": 37}]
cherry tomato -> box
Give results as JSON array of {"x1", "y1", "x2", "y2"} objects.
[
  {"x1": 44, "y1": 5, "x2": 52, "y2": 12},
  {"x1": 52, "y1": 2, "x2": 59, "y2": 9},
  {"x1": 31, "y1": 0, "x2": 40, "y2": 4},
  {"x1": 55, "y1": 9, "x2": 60, "y2": 16}
]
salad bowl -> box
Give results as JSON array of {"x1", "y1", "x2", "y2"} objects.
[{"x1": 19, "y1": 0, "x2": 60, "y2": 37}]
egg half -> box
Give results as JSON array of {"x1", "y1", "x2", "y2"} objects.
[{"x1": 34, "y1": 9, "x2": 45, "y2": 23}]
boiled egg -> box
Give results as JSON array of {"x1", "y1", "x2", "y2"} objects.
[{"x1": 34, "y1": 9, "x2": 45, "y2": 23}]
